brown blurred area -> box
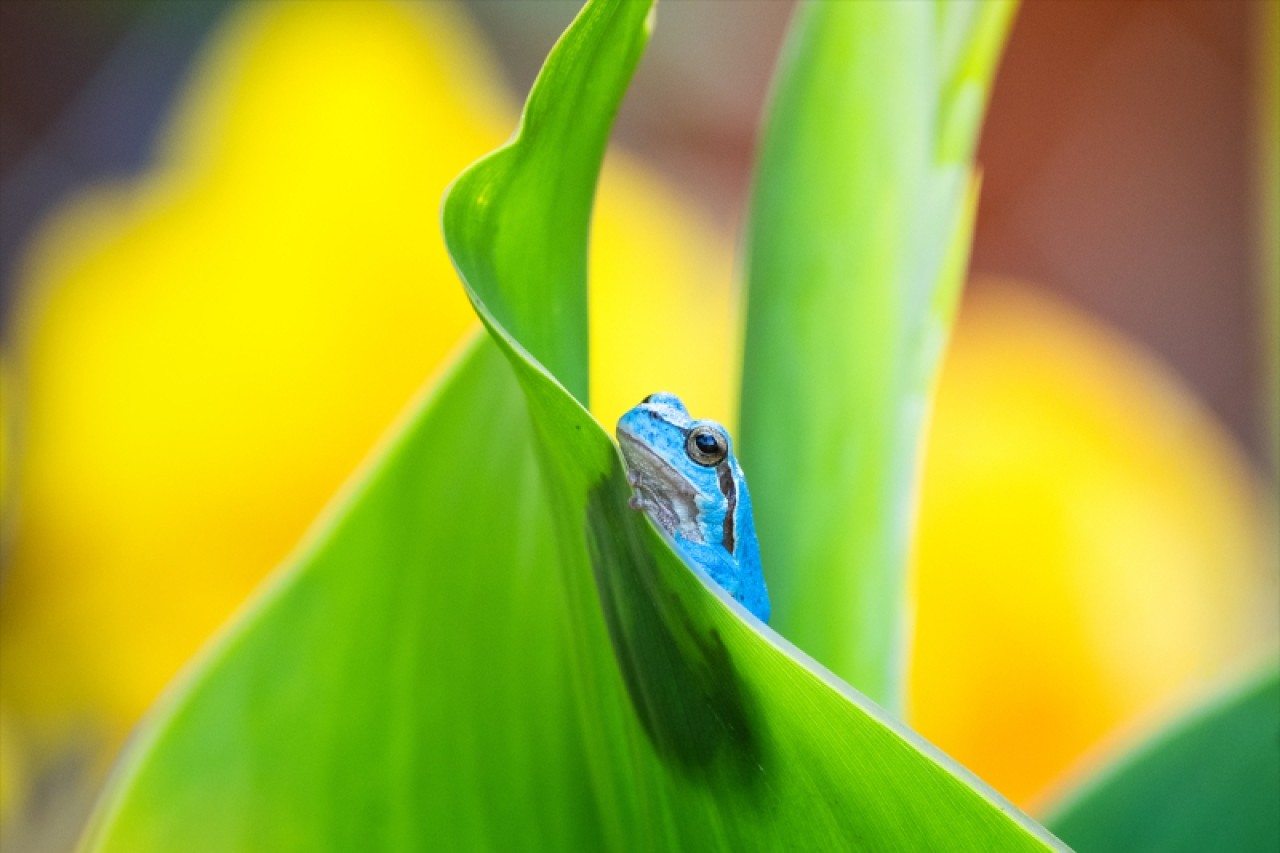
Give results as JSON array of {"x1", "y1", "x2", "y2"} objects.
[
  {"x1": 976, "y1": 0, "x2": 1269, "y2": 472},
  {"x1": 0, "y1": 0, "x2": 1272, "y2": 456}
]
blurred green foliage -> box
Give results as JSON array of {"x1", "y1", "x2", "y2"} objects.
[{"x1": 1047, "y1": 664, "x2": 1280, "y2": 853}]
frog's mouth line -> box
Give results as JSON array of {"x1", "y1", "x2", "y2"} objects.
[{"x1": 615, "y1": 427, "x2": 703, "y2": 544}]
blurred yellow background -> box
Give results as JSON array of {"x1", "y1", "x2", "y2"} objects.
[{"x1": 0, "y1": 0, "x2": 1274, "y2": 847}]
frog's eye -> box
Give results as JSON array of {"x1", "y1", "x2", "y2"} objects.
[{"x1": 685, "y1": 425, "x2": 728, "y2": 467}]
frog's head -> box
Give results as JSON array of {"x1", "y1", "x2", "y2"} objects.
[{"x1": 615, "y1": 392, "x2": 734, "y2": 546}]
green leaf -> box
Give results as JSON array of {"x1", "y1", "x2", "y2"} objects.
[
  {"x1": 1045, "y1": 662, "x2": 1280, "y2": 853},
  {"x1": 739, "y1": 0, "x2": 1015, "y2": 708},
  {"x1": 83, "y1": 2, "x2": 1064, "y2": 850}
]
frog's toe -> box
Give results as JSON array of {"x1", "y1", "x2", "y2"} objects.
[{"x1": 627, "y1": 495, "x2": 645, "y2": 511}]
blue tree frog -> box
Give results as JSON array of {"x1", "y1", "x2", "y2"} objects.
[{"x1": 616, "y1": 392, "x2": 770, "y2": 623}]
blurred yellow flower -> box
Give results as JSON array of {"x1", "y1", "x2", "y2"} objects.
[{"x1": 909, "y1": 281, "x2": 1275, "y2": 808}]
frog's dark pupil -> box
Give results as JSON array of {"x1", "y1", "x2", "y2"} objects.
[{"x1": 695, "y1": 433, "x2": 719, "y2": 453}]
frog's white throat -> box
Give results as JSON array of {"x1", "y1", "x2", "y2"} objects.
[{"x1": 616, "y1": 432, "x2": 707, "y2": 546}]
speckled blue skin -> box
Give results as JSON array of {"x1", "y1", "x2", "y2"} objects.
[{"x1": 616, "y1": 393, "x2": 770, "y2": 623}]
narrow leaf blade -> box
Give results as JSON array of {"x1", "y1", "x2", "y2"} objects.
[{"x1": 739, "y1": 0, "x2": 1016, "y2": 709}]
